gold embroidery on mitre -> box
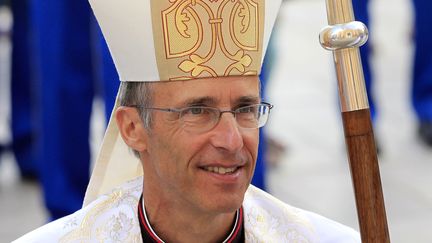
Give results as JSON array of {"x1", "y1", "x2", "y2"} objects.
[{"x1": 151, "y1": 0, "x2": 264, "y2": 81}]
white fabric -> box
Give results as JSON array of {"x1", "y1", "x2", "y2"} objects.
[
  {"x1": 15, "y1": 178, "x2": 360, "y2": 243},
  {"x1": 262, "y1": 0, "x2": 282, "y2": 64},
  {"x1": 83, "y1": 90, "x2": 143, "y2": 206},
  {"x1": 89, "y1": 0, "x2": 160, "y2": 82}
]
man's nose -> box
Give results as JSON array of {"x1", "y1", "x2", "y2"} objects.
[{"x1": 209, "y1": 113, "x2": 244, "y2": 152}]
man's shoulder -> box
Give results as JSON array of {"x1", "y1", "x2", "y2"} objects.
[
  {"x1": 243, "y1": 185, "x2": 360, "y2": 243},
  {"x1": 13, "y1": 177, "x2": 143, "y2": 243}
]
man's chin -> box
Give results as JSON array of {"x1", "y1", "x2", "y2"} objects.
[{"x1": 200, "y1": 191, "x2": 245, "y2": 214}]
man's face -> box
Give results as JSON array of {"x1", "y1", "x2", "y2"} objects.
[{"x1": 142, "y1": 76, "x2": 260, "y2": 214}]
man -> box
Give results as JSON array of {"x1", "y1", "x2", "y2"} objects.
[{"x1": 15, "y1": 0, "x2": 360, "y2": 242}]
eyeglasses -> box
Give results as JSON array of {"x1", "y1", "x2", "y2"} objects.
[{"x1": 132, "y1": 102, "x2": 273, "y2": 133}]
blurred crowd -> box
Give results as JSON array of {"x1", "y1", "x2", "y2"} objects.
[
  {"x1": 0, "y1": 0, "x2": 119, "y2": 220},
  {"x1": 353, "y1": 0, "x2": 432, "y2": 147}
]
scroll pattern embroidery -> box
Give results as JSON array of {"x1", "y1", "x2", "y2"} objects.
[
  {"x1": 59, "y1": 180, "x2": 142, "y2": 243},
  {"x1": 243, "y1": 186, "x2": 318, "y2": 242},
  {"x1": 160, "y1": 0, "x2": 261, "y2": 80}
]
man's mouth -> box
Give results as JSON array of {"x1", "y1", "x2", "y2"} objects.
[{"x1": 202, "y1": 166, "x2": 240, "y2": 175}]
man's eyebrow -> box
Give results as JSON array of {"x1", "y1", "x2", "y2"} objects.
[
  {"x1": 237, "y1": 96, "x2": 261, "y2": 104},
  {"x1": 183, "y1": 96, "x2": 217, "y2": 106},
  {"x1": 180, "y1": 96, "x2": 260, "y2": 107}
]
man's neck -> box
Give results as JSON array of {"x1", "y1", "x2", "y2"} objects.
[{"x1": 142, "y1": 192, "x2": 237, "y2": 243}]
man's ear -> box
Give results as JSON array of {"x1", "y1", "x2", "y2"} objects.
[{"x1": 115, "y1": 107, "x2": 148, "y2": 153}]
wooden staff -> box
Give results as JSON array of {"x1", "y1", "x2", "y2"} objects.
[{"x1": 319, "y1": 0, "x2": 390, "y2": 242}]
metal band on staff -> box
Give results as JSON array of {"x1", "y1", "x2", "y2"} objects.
[
  {"x1": 320, "y1": 20, "x2": 369, "y2": 112},
  {"x1": 319, "y1": 0, "x2": 391, "y2": 242}
]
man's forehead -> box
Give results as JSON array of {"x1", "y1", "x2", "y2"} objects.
[
  {"x1": 180, "y1": 95, "x2": 261, "y2": 107},
  {"x1": 150, "y1": 76, "x2": 260, "y2": 105}
]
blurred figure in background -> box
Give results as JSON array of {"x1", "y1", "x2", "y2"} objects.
[
  {"x1": 29, "y1": 0, "x2": 118, "y2": 219},
  {"x1": 254, "y1": 39, "x2": 274, "y2": 190},
  {"x1": 353, "y1": 0, "x2": 432, "y2": 147},
  {"x1": 0, "y1": 0, "x2": 39, "y2": 181},
  {"x1": 9, "y1": 0, "x2": 39, "y2": 181},
  {"x1": 254, "y1": 18, "x2": 288, "y2": 189},
  {"x1": 0, "y1": 0, "x2": 9, "y2": 161}
]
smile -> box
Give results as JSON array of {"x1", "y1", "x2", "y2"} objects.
[{"x1": 202, "y1": 166, "x2": 239, "y2": 175}]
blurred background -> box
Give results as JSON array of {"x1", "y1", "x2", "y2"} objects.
[{"x1": 1, "y1": 0, "x2": 431, "y2": 242}]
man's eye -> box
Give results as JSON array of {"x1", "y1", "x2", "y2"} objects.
[
  {"x1": 238, "y1": 106, "x2": 255, "y2": 113},
  {"x1": 188, "y1": 107, "x2": 205, "y2": 115}
]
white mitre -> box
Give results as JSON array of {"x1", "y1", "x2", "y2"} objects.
[{"x1": 84, "y1": 0, "x2": 282, "y2": 206}]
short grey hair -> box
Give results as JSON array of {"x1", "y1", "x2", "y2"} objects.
[
  {"x1": 118, "y1": 81, "x2": 154, "y2": 128},
  {"x1": 118, "y1": 81, "x2": 154, "y2": 157}
]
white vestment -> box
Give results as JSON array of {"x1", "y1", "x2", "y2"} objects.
[{"x1": 14, "y1": 177, "x2": 360, "y2": 243}]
